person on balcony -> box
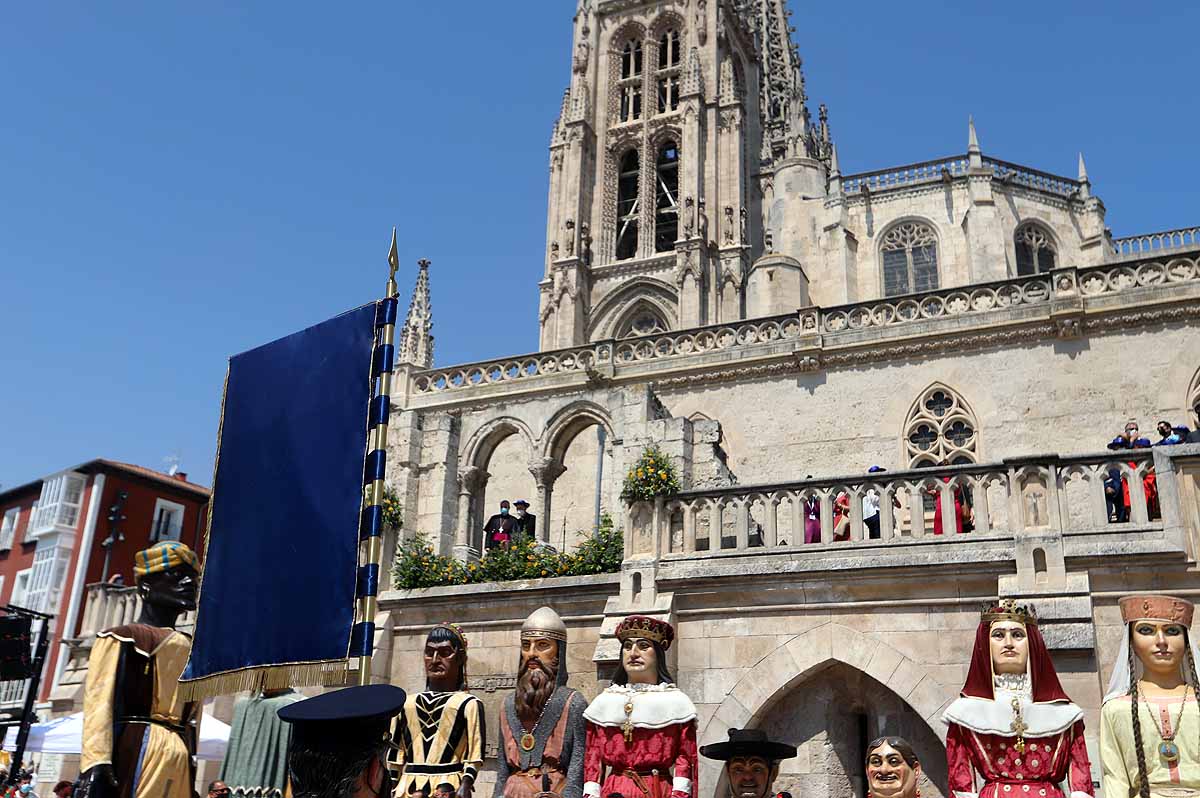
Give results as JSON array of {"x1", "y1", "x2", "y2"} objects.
[
  {"x1": 1154, "y1": 421, "x2": 1187, "y2": 447},
  {"x1": 76, "y1": 542, "x2": 201, "y2": 798},
  {"x1": 1099, "y1": 595, "x2": 1199, "y2": 798},
  {"x1": 802, "y1": 479, "x2": 820, "y2": 545},
  {"x1": 863, "y1": 467, "x2": 902, "y2": 540},
  {"x1": 943, "y1": 600, "x2": 1093, "y2": 798},
  {"x1": 928, "y1": 471, "x2": 970, "y2": 535},
  {"x1": 583, "y1": 616, "x2": 697, "y2": 798},
  {"x1": 512, "y1": 500, "x2": 537, "y2": 540},
  {"x1": 832, "y1": 492, "x2": 851, "y2": 541},
  {"x1": 484, "y1": 501, "x2": 519, "y2": 550}
]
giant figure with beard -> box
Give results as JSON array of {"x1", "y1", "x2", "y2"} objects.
[
  {"x1": 76, "y1": 542, "x2": 201, "y2": 798},
  {"x1": 493, "y1": 607, "x2": 587, "y2": 798}
]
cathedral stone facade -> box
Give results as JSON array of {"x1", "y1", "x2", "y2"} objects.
[
  {"x1": 373, "y1": 3, "x2": 1200, "y2": 797},
  {"x1": 46, "y1": 2, "x2": 1200, "y2": 797}
]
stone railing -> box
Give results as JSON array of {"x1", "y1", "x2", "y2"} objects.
[
  {"x1": 76, "y1": 582, "x2": 195, "y2": 638},
  {"x1": 842, "y1": 156, "x2": 970, "y2": 195},
  {"x1": 982, "y1": 157, "x2": 1081, "y2": 198},
  {"x1": 1111, "y1": 226, "x2": 1200, "y2": 258},
  {"x1": 623, "y1": 451, "x2": 1172, "y2": 559},
  {"x1": 408, "y1": 250, "x2": 1200, "y2": 399}
]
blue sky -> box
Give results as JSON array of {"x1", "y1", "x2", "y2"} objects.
[{"x1": 2, "y1": 2, "x2": 1197, "y2": 490}]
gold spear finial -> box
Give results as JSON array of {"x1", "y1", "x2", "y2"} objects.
[{"x1": 386, "y1": 227, "x2": 399, "y2": 297}]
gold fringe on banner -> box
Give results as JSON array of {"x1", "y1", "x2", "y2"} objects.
[{"x1": 177, "y1": 660, "x2": 350, "y2": 703}]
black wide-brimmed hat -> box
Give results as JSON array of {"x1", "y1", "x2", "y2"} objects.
[{"x1": 699, "y1": 728, "x2": 796, "y2": 763}]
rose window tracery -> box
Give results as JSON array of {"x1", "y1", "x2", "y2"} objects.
[{"x1": 904, "y1": 386, "x2": 979, "y2": 467}]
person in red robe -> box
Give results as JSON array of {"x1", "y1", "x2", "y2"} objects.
[
  {"x1": 583, "y1": 616, "x2": 697, "y2": 798},
  {"x1": 942, "y1": 600, "x2": 1093, "y2": 798}
]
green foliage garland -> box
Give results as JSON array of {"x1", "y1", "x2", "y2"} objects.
[
  {"x1": 391, "y1": 514, "x2": 623, "y2": 590},
  {"x1": 621, "y1": 445, "x2": 680, "y2": 501}
]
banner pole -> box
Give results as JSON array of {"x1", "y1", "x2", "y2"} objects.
[{"x1": 356, "y1": 228, "x2": 401, "y2": 686}]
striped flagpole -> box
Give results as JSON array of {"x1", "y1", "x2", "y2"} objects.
[{"x1": 350, "y1": 227, "x2": 401, "y2": 686}]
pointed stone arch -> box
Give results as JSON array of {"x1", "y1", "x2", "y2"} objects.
[
  {"x1": 902, "y1": 382, "x2": 980, "y2": 466},
  {"x1": 1188, "y1": 365, "x2": 1200, "y2": 415},
  {"x1": 698, "y1": 623, "x2": 956, "y2": 798},
  {"x1": 588, "y1": 277, "x2": 679, "y2": 340},
  {"x1": 542, "y1": 400, "x2": 616, "y2": 463}
]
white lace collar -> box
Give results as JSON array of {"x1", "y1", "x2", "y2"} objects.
[
  {"x1": 943, "y1": 696, "x2": 1083, "y2": 736},
  {"x1": 583, "y1": 682, "x2": 697, "y2": 729}
]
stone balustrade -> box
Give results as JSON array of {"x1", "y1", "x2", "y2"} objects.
[
  {"x1": 841, "y1": 156, "x2": 970, "y2": 195},
  {"x1": 1111, "y1": 226, "x2": 1200, "y2": 258},
  {"x1": 407, "y1": 249, "x2": 1200, "y2": 402},
  {"x1": 982, "y1": 157, "x2": 1081, "y2": 197},
  {"x1": 625, "y1": 450, "x2": 1175, "y2": 560}
]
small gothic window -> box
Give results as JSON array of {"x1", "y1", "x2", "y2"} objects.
[
  {"x1": 654, "y1": 140, "x2": 679, "y2": 252},
  {"x1": 616, "y1": 149, "x2": 640, "y2": 260},
  {"x1": 1015, "y1": 224, "x2": 1057, "y2": 275},
  {"x1": 620, "y1": 84, "x2": 643, "y2": 123},
  {"x1": 658, "y1": 30, "x2": 680, "y2": 69},
  {"x1": 881, "y1": 222, "x2": 939, "y2": 297},
  {"x1": 620, "y1": 309, "x2": 668, "y2": 338},
  {"x1": 621, "y1": 40, "x2": 643, "y2": 79},
  {"x1": 904, "y1": 385, "x2": 979, "y2": 467}
]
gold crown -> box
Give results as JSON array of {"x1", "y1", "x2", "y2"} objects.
[
  {"x1": 981, "y1": 599, "x2": 1038, "y2": 626},
  {"x1": 615, "y1": 615, "x2": 674, "y2": 649}
]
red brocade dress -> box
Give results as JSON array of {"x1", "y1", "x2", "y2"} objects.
[
  {"x1": 582, "y1": 684, "x2": 697, "y2": 798},
  {"x1": 944, "y1": 686, "x2": 1094, "y2": 798}
]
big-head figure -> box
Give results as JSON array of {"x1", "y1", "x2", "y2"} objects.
[{"x1": 77, "y1": 542, "x2": 201, "y2": 798}]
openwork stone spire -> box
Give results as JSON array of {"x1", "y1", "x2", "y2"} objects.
[
  {"x1": 397, "y1": 258, "x2": 434, "y2": 368},
  {"x1": 740, "y1": 0, "x2": 829, "y2": 165}
]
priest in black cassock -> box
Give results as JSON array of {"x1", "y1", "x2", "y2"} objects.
[{"x1": 483, "y1": 501, "x2": 519, "y2": 550}]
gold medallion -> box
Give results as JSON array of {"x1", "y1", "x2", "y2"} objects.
[{"x1": 520, "y1": 732, "x2": 536, "y2": 752}]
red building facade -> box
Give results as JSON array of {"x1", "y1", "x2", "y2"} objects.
[{"x1": 0, "y1": 460, "x2": 209, "y2": 707}]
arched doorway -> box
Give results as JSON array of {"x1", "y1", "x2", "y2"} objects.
[{"x1": 757, "y1": 662, "x2": 947, "y2": 798}]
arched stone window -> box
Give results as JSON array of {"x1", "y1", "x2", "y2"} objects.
[
  {"x1": 619, "y1": 40, "x2": 644, "y2": 122},
  {"x1": 881, "y1": 221, "x2": 939, "y2": 297},
  {"x1": 654, "y1": 140, "x2": 680, "y2": 252},
  {"x1": 616, "y1": 149, "x2": 640, "y2": 260},
  {"x1": 656, "y1": 29, "x2": 681, "y2": 114},
  {"x1": 1015, "y1": 223, "x2": 1057, "y2": 275},
  {"x1": 617, "y1": 304, "x2": 669, "y2": 338},
  {"x1": 1188, "y1": 367, "x2": 1200, "y2": 418},
  {"x1": 904, "y1": 385, "x2": 979, "y2": 467},
  {"x1": 621, "y1": 40, "x2": 643, "y2": 79}
]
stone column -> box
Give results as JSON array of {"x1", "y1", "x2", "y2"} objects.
[
  {"x1": 529, "y1": 458, "x2": 567, "y2": 548},
  {"x1": 454, "y1": 466, "x2": 487, "y2": 561}
]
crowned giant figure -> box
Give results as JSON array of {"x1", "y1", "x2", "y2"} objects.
[
  {"x1": 493, "y1": 607, "x2": 588, "y2": 798},
  {"x1": 77, "y1": 542, "x2": 202, "y2": 798}
]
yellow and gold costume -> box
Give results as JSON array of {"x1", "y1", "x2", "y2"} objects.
[
  {"x1": 390, "y1": 690, "x2": 485, "y2": 796},
  {"x1": 81, "y1": 624, "x2": 198, "y2": 798}
]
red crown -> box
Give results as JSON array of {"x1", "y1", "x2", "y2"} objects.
[
  {"x1": 615, "y1": 615, "x2": 675, "y2": 649},
  {"x1": 1119, "y1": 595, "x2": 1194, "y2": 627}
]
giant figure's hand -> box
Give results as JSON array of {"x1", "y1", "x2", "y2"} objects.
[
  {"x1": 456, "y1": 778, "x2": 475, "y2": 798},
  {"x1": 75, "y1": 765, "x2": 117, "y2": 798}
]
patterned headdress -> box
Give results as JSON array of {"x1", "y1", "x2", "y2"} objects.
[
  {"x1": 981, "y1": 599, "x2": 1038, "y2": 626},
  {"x1": 434, "y1": 621, "x2": 469, "y2": 649},
  {"x1": 134, "y1": 541, "x2": 199, "y2": 579},
  {"x1": 615, "y1": 615, "x2": 675, "y2": 650},
  {"x1": 1119, "y1": 595, "x2": 1193, "y2": 627}
]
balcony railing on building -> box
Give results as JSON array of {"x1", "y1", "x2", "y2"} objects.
[{"x1": 623, "y1": 448, "x2": 1197, "y2": 562}]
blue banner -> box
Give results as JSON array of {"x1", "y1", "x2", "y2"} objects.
[{"x1": 181, "y1": 301, "x2": 379, "y2": 697}]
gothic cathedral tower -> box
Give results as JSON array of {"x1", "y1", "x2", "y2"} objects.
[{"x1": 539, "y1": 0, "x2": 832, "y2": 350}]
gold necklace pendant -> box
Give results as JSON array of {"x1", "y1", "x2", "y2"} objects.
[
  {"x1": 520, "y1": 732, "x2": 536, "y2": 752},
  {"x1": 1159, "y1": 740, "x2": 1180, "y2": 763}
]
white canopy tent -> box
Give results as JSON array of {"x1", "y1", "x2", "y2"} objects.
[{"x1": 3, "y1": 712, "x2": 230, "y2": 761}]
